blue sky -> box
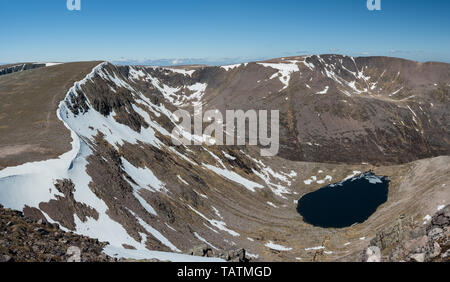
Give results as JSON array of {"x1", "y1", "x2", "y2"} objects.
[{"x1": 0, "y1": 0, "x2": 449, "y2": 65}]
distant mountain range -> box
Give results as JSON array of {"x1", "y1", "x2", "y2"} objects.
[{"x1": 111, "y1": 57, "x2": 268, "y2": 67}]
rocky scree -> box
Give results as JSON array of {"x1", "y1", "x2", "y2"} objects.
[{"x1": 362, "y1": 205, "x2": 450, "y2": 262}]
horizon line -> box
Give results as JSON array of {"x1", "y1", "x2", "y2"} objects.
[{"x1": 2, "y1": 53, "x2": 450, "y2": 67}]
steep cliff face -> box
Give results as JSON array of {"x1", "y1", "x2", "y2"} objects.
[{"x1": 0, "y1": 56, "x2": 449, "y2": 262}]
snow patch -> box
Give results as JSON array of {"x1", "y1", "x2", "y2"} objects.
[
  {"x1": 104, "y1": 245, "x2": 224, "y2": 262},
  {"x1": 305, "y1": 246, "x2": 324, "y2": 251},
  {"x1": 265, "y1": 241, "x2": 292, "y2": 251},
  {"x1": 257, "y1": 62, "x2": 299, "y2": 91},
  {"x1": 194, "y1": 232, "x2": 218, "y2": 250},
  {"x1": 177, "y1": 175, "x2": 189, "y2": 185},
  {"x1": 316, "y1": 86, "x2": 329, "y2": 95}
]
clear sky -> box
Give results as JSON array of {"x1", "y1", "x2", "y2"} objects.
[{"x1": 0, "y1": 0, "x2": 449, "y2": 65}]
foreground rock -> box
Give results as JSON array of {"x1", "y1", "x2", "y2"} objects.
[
  {"x1": 362, "y1": 205, "x2": 450, "y2": 262},
  {"x1": 0, "y1": 204, "x2": 115, "y2": 262}
]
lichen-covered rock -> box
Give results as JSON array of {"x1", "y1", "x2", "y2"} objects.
[
  {"x1": 67, "y1": 246, "x2": 82, "y2": 262},
  {"x1": 410, "y1": 253, "x2": 425, "y2": 262}
]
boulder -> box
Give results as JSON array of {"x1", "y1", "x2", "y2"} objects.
[
  {"x1": 67, "y1": 246, "x2": 82, "y2": 262},
  {"x1": 189, "y1": 244, "x2": 211, "y2": 257},
  {"x1": 0, "y1": 255, "x2": 13, "y2": 263},
  {"x1": 429, "y1": 242, "x2": 441, "y2": 259},
  {"x1": 37, "y1": 219, "x2": 47, "y2": 226},
  {"x1": 427, "y1": 228, "x2": 444, "y2": 240},
  {"x1": 410, "y1": 253, "x2": 425, "y2": 262},
  {"x1": 363, "y1": 246, "x2": 381, "y2": 262}
]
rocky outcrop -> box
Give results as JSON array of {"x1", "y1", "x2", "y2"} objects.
[
  {"x1": 188, "y1": 244, "x2": 250, "y2": 262},
  {"x1": 39, "y1": 179, "x2": 99, "y2": 230},
  {"x1": 362, "y1": 205, "x2": 450, "y2": 262},
  {"x1": 0, "y1": 204, "x2": 114, "y2": 262},
  {"x1": 218, "y1": 248, "x2": 250, "y2": 262}
]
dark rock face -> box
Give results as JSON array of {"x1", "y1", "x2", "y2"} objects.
[
  {"x1": 0, "y1": 63, "x2": 45, "y2": 76},
  {"x1": 363, "y1": 205, "x2": 450, "y2": 262},
  {"x1": 0, "y1": 204, "x2": 115, "y2": 262}
]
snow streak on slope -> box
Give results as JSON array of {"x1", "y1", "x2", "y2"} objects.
[
  {"x1": 316, "y1": 86, "x2": 329, "y2": 95},
  {"x1": 189, "y1": 205, "x2": 240, "y2": 237},
  {"x1": 305, "y1": 55, "x2": 400, "y2": 97},
  {"x1": 257, "y1": 61, "x2": 300, "y2": 91},
  {"x1": 203, "y1": 163, "x2": 264, "y2": 192},
  {"x1": 128, "y1": 66, "x2": 207, "y2": 107},
  {"x1": 240, "y1": 150, "x2": 296, "y2": 198}
]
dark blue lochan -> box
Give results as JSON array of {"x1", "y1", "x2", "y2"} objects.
[{"x1": 297, "y1": 171, "x2": 389, "y2": 228}]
